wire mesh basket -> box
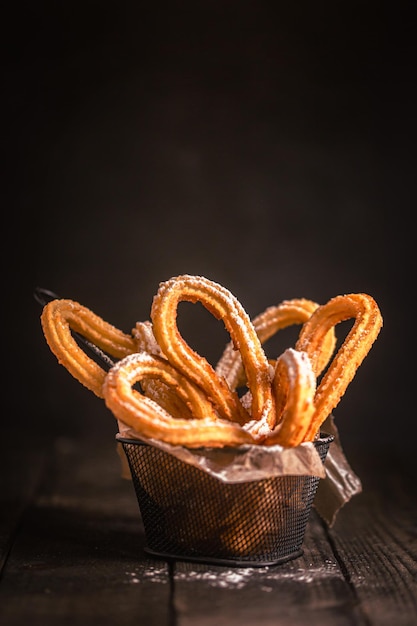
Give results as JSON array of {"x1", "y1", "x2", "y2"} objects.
[{"x1": 120, "y1": 433, "x2": 333, "y2": 567}]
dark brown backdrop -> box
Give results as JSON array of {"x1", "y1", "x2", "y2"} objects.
[{"x1": 5, "y1": 2, "x2": 415, "y2": 465}]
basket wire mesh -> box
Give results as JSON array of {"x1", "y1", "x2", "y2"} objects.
[{"x1": 121, "y1": 434, "x2": 333, "y2": 566}]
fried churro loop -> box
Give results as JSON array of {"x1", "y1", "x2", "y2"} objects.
[
  {"x1": 151, "y1": 275, "x2": 274, "y2": 427},
  {"x1": 132, "y1": 320, "x2": 193, "y2": 420},
  {"x1": 263, "y1": 348, "x2": 316, "y2": 447},
  {"x1": 103, "y1": 352, "x2": 256, "y2": 447},
  {"x1": 39, "y1": 280, "x2": 382, "y2": 451},
  {"x1": 216, "y1": 298, "x2": 336, "y2": 391},
  {"x1": 295, "y1": 293, "x2": 383, "y2": 440},
  {"x1": 133, "y1": 320, "x2": 219, "y2": 421},
  {"x1": 41, "y1": 299, "x2": 137, "y2": 397}
]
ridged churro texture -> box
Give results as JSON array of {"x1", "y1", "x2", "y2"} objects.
[
  {"x1": 41, "y1": 299, "x2": 137, "y2": 397},
  {"x1": 40, "y1": 276, "x2": 383, "y2": 448},
  {"x1": 295, "y1": 293, "x2": 383, "y2": 440},
  {"x1": 103, "y1": 352, "x2": 256, "y2": 447},
  {"x1": 151, "y1": 274, "x2": 274, "y2": 427}
]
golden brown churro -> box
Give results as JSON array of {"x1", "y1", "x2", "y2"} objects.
[
  {"x1": 151, "y1": 274, "x2": 274, "y2": 427},
  {"x1": 264, "y1": 348, "x2": 316, "y2": 446},
  {"x1": 216, "y1": 298, "x2": 336, "y2": 390},
  {"x1": 295, "y1": 293, "x2": 383, "y2": 441},
  {"x1": 103, "y1": 352, "x2": 256, "y2": 447},
  {"x1": 40, "y1": 278, "x2": 383, "y2": 449},
  {"x1": 41, "y1": 299, "x2": 137, "y2": 397}
]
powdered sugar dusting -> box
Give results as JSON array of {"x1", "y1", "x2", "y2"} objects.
[{"x1": 173, "y1": 561, "x2": 340, "y2": 588}]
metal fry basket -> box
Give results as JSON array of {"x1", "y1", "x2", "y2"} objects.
[{"x1": 120, "y1": 434, "x2": 333, "y2": 567}]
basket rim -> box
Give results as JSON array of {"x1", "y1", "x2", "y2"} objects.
[{"x1": 116, "y1": 432, "x2": 334, "y2": 450}]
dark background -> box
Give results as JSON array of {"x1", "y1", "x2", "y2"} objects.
[{"x1": 5, "y1": 2, "x2": 415, "y2": 466}]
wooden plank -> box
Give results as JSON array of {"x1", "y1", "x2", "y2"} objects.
[
  {"x1": 2, "y1": 432, "x2": 416, "y2": 625},
  {"x1": 327, "y1": 464, "x2": 417, "y2": 626},
  {"x1": 172, "y1": 512, "x2": 364, "y2": 626},
  {"x1": 0, "y1": 433, "x2": 49, "y2": 573},
  {"x1": 172, "y1": 459, "x2": 417, "y2": 626},
  {"x1": 0, "y1": 434, "x2": 173, "y2": 626}
]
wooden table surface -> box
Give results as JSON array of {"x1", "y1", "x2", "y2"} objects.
[
  {"x1": 4, "y1": 2, "x2": 416, "y2": 623},
  {"x1": 1, "y1": 423, "x2": 416, "y2": 626}
]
